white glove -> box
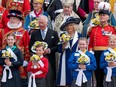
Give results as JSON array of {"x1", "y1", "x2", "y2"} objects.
[{"x1": 23, "y1": 61, "x2": 28, "y2": 66}]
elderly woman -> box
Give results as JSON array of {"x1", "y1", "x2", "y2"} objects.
[{"x1": 56, "y1": 17, "x2": 82, "y2": 87}]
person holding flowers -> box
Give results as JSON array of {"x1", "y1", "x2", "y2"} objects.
[
  {"x1": 0, "y1": 33, "x2": 23, "y2": 87},
  {"x1": 24, "y1": 0, "x2": 51, "y2": 35},
  {"x1": 27, "y1": 41, "x2": 48, "y2": 87},
  {"x1": 56, "y1": 17, "x2": 81, "y2": 87},
  {"x1": 68, "y1": 37, "x2": 97, "y2": 87},
  {"x1": 100, "y1": 34, "x2": 116, "y2": 87}
]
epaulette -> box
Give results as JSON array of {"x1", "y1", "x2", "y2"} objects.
[{"x1": 87, "y1": 25, "x2": 97, "y2": 35}]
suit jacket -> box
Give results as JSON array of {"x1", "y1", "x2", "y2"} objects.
[{"x1": 29, "y1": 28, "x2": 59, "y2": 75}]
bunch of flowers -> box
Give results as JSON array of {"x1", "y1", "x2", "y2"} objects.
[
  {"x1": 2, "y1": 50, "x2": 12, "y2": 58},
  {"x1": 91, "y1": 13, "x2": 100, "y2": 25},
  {"x1": 105, "y1": 53, "x2": 116, "y2": 62},
  {"x1": 30, "y1": 54, "x2": 40, "y2": 61},
  {"x1": 60, "y1": 33, "x2": 71, "y2": 43},
  {"x1": 29, "y1": 19, "x2": 39, "y2": 29},
  {"x1": 77, "y1": 55, "x2": 89, "y2": 64}
]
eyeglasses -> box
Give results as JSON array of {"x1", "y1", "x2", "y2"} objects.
[
  {"x1": 33, "y1": 3, "x2": 40, "y2": 5},
  {"x1": 94, "y1": 1, "x2": 100, "y2": 4}
]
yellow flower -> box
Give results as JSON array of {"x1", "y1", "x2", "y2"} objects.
[
  {"x1": 105, "y1": 53, "x2": 116, "y2": 62},
  {"x1": 2, "y1": 51, "x2": 12, "y2": 58},
  {"x1": 91, "y1": 13, "x2": 100, "y2": 25},
  {"x1": 60, "y1": 33, "x2": 70, "y2": 43},
  {"x1": 30, "y1": 54, "x2": 40, "y2": 61},
  {"x1": 29, "y1": 19, "x2": 39, "y2": 29},
  {"x1": 78, "y1": 55, "x2": 89, "y2": 64}
]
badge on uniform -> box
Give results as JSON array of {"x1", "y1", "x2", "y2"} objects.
[
  {"x1": 14, "y1": 32, "x2": 23, "y2": 36},
  {"x1": 102, "y1": 29, "x2": 112, "y2": 36},
  {"x1": 14, "y1": 0, "x2": 24, "y2": 3}
]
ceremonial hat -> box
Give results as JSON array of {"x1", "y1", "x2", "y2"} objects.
[
  {"x1": 60, "y1": 17, "x2": 80, "y2": 31},
  {"x1": 7, "y1": 10, "x2": 23, "y2": 20},
  {"x1": 98, "y1": 2, "x2": 111, "y2": 16},
  {"x1": 33, "y1": 0, "x2": 44, "y2": 4}
]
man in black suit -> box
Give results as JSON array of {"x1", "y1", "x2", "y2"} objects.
[{"x1": 29, "y1": 15, "x2": 59, "y2": 87}]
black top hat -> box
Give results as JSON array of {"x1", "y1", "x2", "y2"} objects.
[
  {"x1": 99, "y1": 9, "x2": 110, "y2": 16},
  {"x1": 7, "y1": 10, "x2": 23, "y2": 20},
  {"x1": 60, "y1": 17, "x2": 80, "y2": 31}
]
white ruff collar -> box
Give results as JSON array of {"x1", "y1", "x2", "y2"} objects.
[{"x1": 7, "y1": 22, "x2": 22, "y2": 29}]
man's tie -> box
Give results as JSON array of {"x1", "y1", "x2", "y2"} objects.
[{"x1": 41, "y1": 30, "x2": 45, "y2": 39}]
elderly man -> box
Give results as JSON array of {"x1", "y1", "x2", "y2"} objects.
[
  {"x1": 54, "y1": 0, "x2": 83, "y2": 36},
  {"x1": 88, "y1": 8, "x2": 116, "y2": 87},
  {"x1": 29, "y1": 15, "x2": 59, "y2": 87},
  {"x1": 83, "y1": 1, "x2": 116, "y2": 37},
  {"x1": 0, "y1": 10, "x2": 30, "y2": 87}
]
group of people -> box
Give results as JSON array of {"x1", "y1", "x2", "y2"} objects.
[{"x1": 0, "y1": 0, "x2": 116, "y2": 87}]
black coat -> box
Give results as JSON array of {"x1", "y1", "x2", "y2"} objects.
[
  {"x1": 0, "y1": 47, "x2": 23, "y2": 87},
  {"x1": 29, "y1": 28, "x2": 59, "y2": 76}
]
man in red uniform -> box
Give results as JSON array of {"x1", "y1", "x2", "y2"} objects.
[
  {"x1": 88, "y1": 9, "x2": 116, "y2": 87},
  {"x1": 0, "y1": 10, "x2": 30, "y2": 87},
  {"x1": 2, "y1": 0, "x2": 30, "y2": 17}
]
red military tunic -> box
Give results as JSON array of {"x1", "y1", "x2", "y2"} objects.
[
  {"x1": 0, "y1": 6, "x2": 9, "y2": 28},
  {"x1": 88, "y1": 24, "x2": 116, "y2": 51},
  {"x1": 2, "y1": 0, "x2": 30, "y2": 17},
  {"x1": 0, "y1": 27, "x2": 30, "y2": 78}
]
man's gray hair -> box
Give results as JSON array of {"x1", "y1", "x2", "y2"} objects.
[{"x1": 38, "y1": 15, "x2": 48, "y2": 23}]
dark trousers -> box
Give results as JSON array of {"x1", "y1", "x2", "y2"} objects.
[
  {"x1": 94, "y1": 51, "x2": 104, "y2": 87},
  {"x1": 21, "y1": 78, "x2": 28, "y2": 87},
  {"x1": 35, "y1": 78, "x2": 46, "y2": 87},
  {"x1": 71, "y1": 79, "x2": 91, "y2": 87},
  {"x1": 46, "y1": 62, "x2": 55, "y2": 87}
]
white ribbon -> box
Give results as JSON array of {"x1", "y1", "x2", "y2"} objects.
[
  {"x1": 28, "y1": 71, "x2": 43, "y2": 87},
  {"x1": 106, "y1": 67, "x2": 112, "y2": 82},
  {"x1": 6, "y1": 48, "x2": 17, "y2": 61},
  {"x1": 60, "y1": 51, "x2": 66, "y2": 85},
  {"x1": 108, "y1": 47, "x2": 116, "y2": 56},
  {"x1": 28, "y1": 59, "x2": 44, "y2": 87},
  {"x1": 72, "y1": 31, "x2": 78, "y2": 49},
  {"x1": 1, "y1": 65, "x2": 13, "y2": 82},
  {"x1": 75, "y1": 69, "x2": 87, "y2": 86}
]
